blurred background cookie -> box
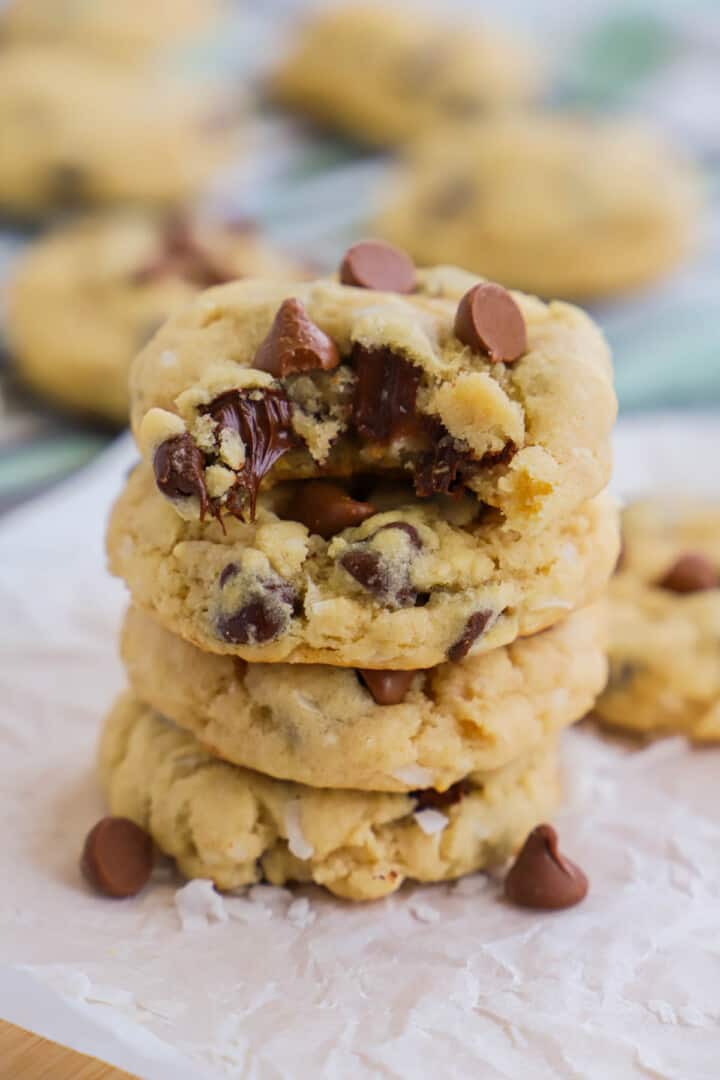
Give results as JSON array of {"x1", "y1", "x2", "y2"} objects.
[
  {"x1": 376, "y1": 113, "x2": 702, "y2": 299},
  {"x1": 269, "y1": 2, "x2": 542, "y2": 146},
  {"x1": 0, "y1": 46, "x2": 242, "y2": 219},
  {"x1": 5, "y1": 212, "x2": 302, "y2": 423}
]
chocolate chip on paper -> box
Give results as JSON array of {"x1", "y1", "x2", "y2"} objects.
[
  {"x1": 254, "y1": 298, "x2": 340, "y2": 379},
  {"x1": 657, "y1": 552, "x2": 717, "y2": 593},
  {"x1": 454, "y1": 282, "x2": 527, "y2": 363},
  {"x1": 81, "y1": 817, "x2": 154, "y2": 899},
  {"x1": 340, "y1": 240, "x2": 416, "y2": 293},
  {"x1": 504, "y1": 824, "x2": 588, "y2": 911}
]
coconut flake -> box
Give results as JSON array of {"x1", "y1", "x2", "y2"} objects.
[
  {"x1": 284, "y1": 799, "x2": 315, "y2": 860},
  {"x1": 174, "y1": 880, "x2": 228, "y2": 931},
  {"x1": 159, "y1": 350, "x2": 177, "y2": 368},
  {"x1": 287, "y1": 897, "x2": 316, "y2": 929},
  {"x1": 413, "y1": 809, "x2": 449, "y2": 836},
  {"x1": 408, "y1": 897, "x2": 440, "y2": 923},
  {"x1": 391, "y1": 764, "x2": 435, "y2": 787}
]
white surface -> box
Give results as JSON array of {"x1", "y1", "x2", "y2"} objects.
[{"x1": 1, "y1": 414, "x2": 719, "y2": 1080}]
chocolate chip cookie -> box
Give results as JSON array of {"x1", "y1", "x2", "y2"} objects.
[
  {"x1": 6, "y1": 212, "x2": 302, "y2": 424},
  {"x1": 107, "y1": 461, "x2": 618, "y2": 668},
  {"x1": 377, "y1": 114, "x2": 701, "y2": 299},
  {"x1": 121, "y1": 603, "x2": 606, "y2": 791},
  {"x1": 100, "y1": 692, "x2": 561, "y2": 900},
  {"x1": 595, "y1": 499, "x2": 720, "y2": 740},
  {"x1": 0, "y1": 46, "x2": 240, "y2": 218},
  {"x1": 131, "y1": 255, "x2": 616, "y2": 537},
  {"x1": 269, "y1": 3, "x2": 541, "y2": 146}
]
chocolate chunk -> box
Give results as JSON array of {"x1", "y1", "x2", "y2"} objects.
[
  {"x1": 454, "y1": 282, "x2": 527, "y2": 363},
  {"x1": 504, "y1": 824, "x2": 589, "y2": 910},
  {"x1": 217, "y1": 568, "x2": 297, "y2": 646},
  {"x1": 134, "y1": 215, "x2": 234, "y2": 288},
  {"x1": 352, "y1": 346, "x2": 422, "y2": 443},
  {"x1": 204, "y1": 388, "x2": 296, "y2": 520},
  {"x1": 414, "y1": 427, "x2": 475, "y2": 498},
  {"x1": 340, "y1": 549, "x2": 389, "y2": 599},
  {"x1": 286, "y1": 481, "x2": 375, "y2": 539},
  {"x1": 340, "y1": 240, "x2": 416, "y2": 293},
  {"x1": 81, "y1": 817, "x2": 154, "y2": 899},
  {"x1": 153, "y1": 433, "x2": 208, "y2": 516},
  {"x1": 340, "y1": 523, "x2": 420, "y2": 608},
  {"x1": 447, "y1": 609, "x2": 495, "y2": 663},
  {"x1": 413, "y1": 779, "x2": 471, "y2": 812},
  {"x1": 254, "y1": 298, "x2": 340, "y2": 379},
  {"x1": 657, "y1": 552, "x2": 717, "y2": 593},
  {"x1": 359, "y1": 668, "x2": 416, "y2": 705}
]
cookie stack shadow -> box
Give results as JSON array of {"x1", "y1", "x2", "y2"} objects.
[{"x1": 101, "y1": 242, "x2": 619, "y2": 901}]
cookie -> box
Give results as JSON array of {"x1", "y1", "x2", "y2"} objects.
[
  {"x1": 131, "y1": 260, "x2": 616, "y2": 537},
  {"x1": 377, "y1": 115, "x2": 701, "y2": 299},
  {"x1": 121, "y1": 603, "x2": 607, "y2": 792},
  {"x1": 0, "y1": 47, "x2": 240, "y2": 218},
  {"x1": 269, "y1": 3, "x2": 541, "y2": 146},
  {"x1": 0, "y1": 0, "x2": 222, "y2": 60},
  {"x1": 100, "y1": 693, "x2": 561, "y2": 900},
  {"x1": 107, "y1": 462, "x2": 619, "y2": 669},
  {"x1": 594, "y1": 500, "x2": 720, "y2": 740},
  {"x1": 5, "y1": 213, "x2": 302, "y2": 424}
]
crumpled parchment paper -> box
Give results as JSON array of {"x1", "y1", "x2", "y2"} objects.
[{"x1": 1, "y1": 415, "x2": 719, "y2": 1080}]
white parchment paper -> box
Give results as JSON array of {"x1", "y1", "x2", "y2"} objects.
[{"x1": 1, "y1": 414, "x2": 719, "y2": 1080}]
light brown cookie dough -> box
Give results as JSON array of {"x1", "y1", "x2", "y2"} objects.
[
  {"x1": 5, "y1": 212, "x2": 302, "y2": 424},
  {"x1": 122, "y1": 604, "x2": 606, "y2": 792},
  {"x1": 0, "y1": 47, "x2": 240, "y2": 218},
  {"x1": 107, "y1": 462, "x2": 619, "y2": 669},
  {"x1": 377, "y1": 115, "x2": 701, "y2": 299},
  {"x1": 269, "y1": 3, "x2": 541, "y2": 146},
  {"x1": 595, "y1": 499, "x2": 720, "y2": 740},
  {"x1": 0, "y1": 0, "x2": 223, "y2": 60},
  {"x1": 100, "y1": 693, "x2": 561, "y2": 901},
  {"x1": 131, "y1": 261, "x2": 616, "y2": 537}
]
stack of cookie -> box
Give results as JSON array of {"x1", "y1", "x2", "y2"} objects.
[{"x1": 101, "y1": 241, "x2": 618, "y2": 902}]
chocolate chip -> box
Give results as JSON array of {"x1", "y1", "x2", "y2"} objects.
[
  {"x1": 339, "y1": 522, "x2": 420, "y2": 608},
  {"x1": 254, "y1": 298, "x2": 340, "y2": 379},
  {"x1": 412, "y1": 779, "x2": 471, "y2": 812},
  {"x1": 375, "y1": 521, "x2": 422, "y2": 549},
  {"x1": 352, "y1": 346, "x2": 422, "y2": 443},
  {"x1": 339, "y1": 240, "x2": 416, "y2": 293},
  {"x1": 447, "y1": 609, "x2": 496, "y2": 663},
  {"x1": 454, "y1": 283, "x2": 527, "y2": 363},
  {"x1": 359, "y1": 668, "x2": 415, "y2": 705},
  {"x1": 81, "y1": 817, "x2": 154, "y2": 899},
  {"x1": 217, "y1": 568, "x2": 297, "y2": 646},
  {"x1": 340, "y1": 550, "x2": 389, "y2": 599},
  {"x1": 657, "y1": 552, "x2": 717, "y2": 593},
  {"x1": 286, "y1": 481, "x2": 376, "y2": 539},
  {"x1": 134, "y1": 215, "x2": 234, "y2": 288},
  {"x1": 153, "y1": 433, "x2": 208, "y2": 516},
  {"x1": 504, "y1": 824, "x2": 589, "y2": 911},
  {"x1": 204, "y1": 388, "x2": 296, "y2": 520}
]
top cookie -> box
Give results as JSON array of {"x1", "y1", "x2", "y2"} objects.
[
  {"x1": 132, "y1": 250, "x2": 615, "y2": 536},
  {"x1": 0, "y1": 47, "x2": 240, "y2": 218},
  {"x1": 595, "y1": 499, "x2": 720, "y2": 740},
  {"x1": 269, "y1": 3, "x2": 541, "y2": 146},
  {"x1": 377, "y1": 114, "x2": 701, "y2": 299},
  {"x1": 0, "y1": 0, "x2": 222, "y2": 60}
]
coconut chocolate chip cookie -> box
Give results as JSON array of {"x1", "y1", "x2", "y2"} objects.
[
  {"x1": 0, "y1": 46, "x2": 241, "y2": 218},
  {"x1": 100, "y1": 692, "x2": 561, "y2": 901},
  {"x1": 377, "y1": 114, "x2": 701, "y2": 299},
  {"x1": 268, "y1": 3, "x2": 541, "y2": 146},
  {"x1": 121, "y1": 603, "x2": 606, "y2": 791},
  {"x1": 595, "y1": 499, "x2": 720, "y2": 740},
  {"x1": 6, "y1": 212, "x2": 302, "y2": 424},
  {"x1": 107, "y1": 461, "x2": 618, "y2": 669},
  {"x1": 131, "y1": 249, "x2": 616, "y2": 537}
]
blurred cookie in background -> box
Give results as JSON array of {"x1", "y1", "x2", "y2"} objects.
[
  {"x1": 269, "y1": 3, "x2": 542, "y2": 147},
  {"x1": 377, "y1": 113, "x2": 702, "y2": 299},
  {"x1": 595, "y1": 499, "x2": 720, "y2": 741},
  {"x1": 0, "y1": 0, "x2": 225, "y2": 61},
  {"x1": 0, "y1": 47, "x2": 243, "y2": 220},
  {"x1": 5, "y1": 212, "x2": 303, "y2": 424}
]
